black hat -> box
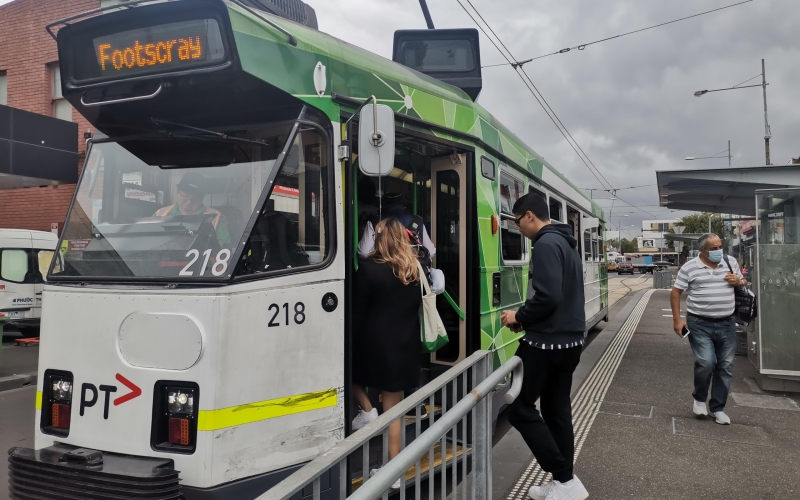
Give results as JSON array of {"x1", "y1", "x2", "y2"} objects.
[{"x1": 177, "y1": 172, "x2": 207, "y2": 194}]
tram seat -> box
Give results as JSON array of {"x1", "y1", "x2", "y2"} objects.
[{"x1": 243, "y1": 200, "x2": 309, "y2": 273}]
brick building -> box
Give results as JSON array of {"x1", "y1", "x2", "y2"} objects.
[{"x1": 0, "y1": 0, "x2": 100, "y2": 233}]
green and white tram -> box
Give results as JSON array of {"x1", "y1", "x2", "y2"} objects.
[{"x1": 9, "y1": 0, "x2": 607, "y2": 498}]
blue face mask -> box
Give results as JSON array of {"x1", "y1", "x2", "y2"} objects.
[{"x1": 707, "y1": 249, "x2": 723, "y2": 263}]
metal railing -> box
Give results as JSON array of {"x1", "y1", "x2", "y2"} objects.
[{"x1": 260, "y1": 351, "x2": 523, "y2": 500}]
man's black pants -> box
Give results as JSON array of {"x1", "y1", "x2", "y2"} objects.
[{"x1": 508, "y1": 342, "x2": 581, "y2": 483}]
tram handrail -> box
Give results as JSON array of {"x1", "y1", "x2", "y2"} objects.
[{"x1": 258, "y1": 350, "x2": 523, "y2": 500}]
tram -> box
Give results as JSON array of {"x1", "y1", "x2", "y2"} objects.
[{"x1": 8, "y1": 1, "x2": 607, "y2": 498}]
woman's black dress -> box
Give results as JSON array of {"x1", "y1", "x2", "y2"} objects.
[{"x1": 352, "y1": 258, "x2": 422, "y2": 392}]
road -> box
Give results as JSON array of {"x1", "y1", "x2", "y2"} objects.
[{"x1": 607, "y1": 272, "x2": 653, "y2": 308}]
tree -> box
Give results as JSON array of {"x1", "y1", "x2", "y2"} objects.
[
  {"x1": 620, "y1": 238, "x2": 637, "y2": 254},
  {"x1": 671, "y1": 214, "x2": 726, "y2": 259}
]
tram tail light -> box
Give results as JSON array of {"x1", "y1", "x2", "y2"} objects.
[
  {"x1": 40, "y1": 370, "x2": 73, "y2": 437},
  {"x1": 151, "y1": 382, "x2": 199, "y2": 454},
  {"x1": 52, "y1": 404, "x2": 71, "y2": 429},
  {"x1": 168, "y1": 417, "x2": 191, "y2": 445}
]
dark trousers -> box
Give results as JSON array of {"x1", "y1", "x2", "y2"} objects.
[{"x1": 508, "y1": 342, "x2": 581, "y2": 483}]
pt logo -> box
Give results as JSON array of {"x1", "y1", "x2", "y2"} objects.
[{"x1": 80, "y1": 373, "x2": 142, "y2": 419}]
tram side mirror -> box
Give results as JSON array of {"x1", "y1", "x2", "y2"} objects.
[{"x1": 358, "y1": 104, "x2": 395, "y2": 177}]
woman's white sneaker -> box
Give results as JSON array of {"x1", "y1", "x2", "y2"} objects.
[
  {"x1": 544, "y1": 475, "x2": 589, "y2": 500},
  {"x1": 352, "y1": 408, "x2": 378, "y2": 430},
  {"x1": 528, "y1": 481, "x2": 555, "y2": 500}
]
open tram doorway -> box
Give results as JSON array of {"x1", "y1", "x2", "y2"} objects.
[{"x1": 344, "y1": 123, "x2": 472, "y2": 437}]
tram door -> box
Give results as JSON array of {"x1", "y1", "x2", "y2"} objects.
[{"x1": 430, "y1": 155, "x2": 467, "y2": 365}]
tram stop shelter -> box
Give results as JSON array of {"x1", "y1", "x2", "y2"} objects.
[
  {"x1": 0, "y1": 104, "x2": 78, "y2": 189},
  {"x1": 657, "y1": 164, "x2": 800, "y2": 393}
]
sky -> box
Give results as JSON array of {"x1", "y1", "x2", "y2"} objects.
[
  {"x1": 2, "y1": 0, "x2": 796, "y2": 239},
  {"x1": 307, "y1": 0, "x2": 798, "y2": 239}
]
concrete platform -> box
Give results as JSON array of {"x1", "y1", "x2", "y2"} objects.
[{"x1": 498, "y1": 289, "x2": 800, "y2": 500}]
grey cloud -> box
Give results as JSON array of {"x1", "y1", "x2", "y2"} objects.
[{"x1": 318, "y1": 0, "x2": 798, "y2": 231}]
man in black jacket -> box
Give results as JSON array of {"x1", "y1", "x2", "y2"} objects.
[{"x1": 501, "y1": 193, "x2": 589, "y2": 500}]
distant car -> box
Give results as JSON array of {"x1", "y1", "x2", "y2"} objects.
[
  {"x1": 617, "y1": 262, "x2": 635, "y2": 275},
  {"x1": 652, "y1": 260, "x2": 672, "y2": 267}
]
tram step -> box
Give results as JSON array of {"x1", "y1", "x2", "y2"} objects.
[{"x1": 350, "y1": 442, "x2": 471, "y2": 491}]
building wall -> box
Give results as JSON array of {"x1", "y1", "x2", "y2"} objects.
[{"x1": 0, "y1": 0, "x2": 100, "y2": 233}]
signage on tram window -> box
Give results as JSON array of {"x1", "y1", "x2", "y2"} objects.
[{"x1": 91, "y1": 19, "x2": 226, "y2": 78}]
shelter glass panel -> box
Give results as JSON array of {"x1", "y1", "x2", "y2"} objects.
[{"x1": 756, "y1": 189, "x2": 800, "y2": 373}]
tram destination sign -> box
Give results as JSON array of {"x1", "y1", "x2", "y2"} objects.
[{"x1": 80, "y1": 18, "x2": 226, "y2": 80}]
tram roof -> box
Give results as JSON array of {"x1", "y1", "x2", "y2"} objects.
[{"x1": 224, "y1": 1, "x2": 603, "y2": 218}]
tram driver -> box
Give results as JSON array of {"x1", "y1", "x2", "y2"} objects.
[{"x1": 154, "y1": 172, "x2": 232, "y2": 248}]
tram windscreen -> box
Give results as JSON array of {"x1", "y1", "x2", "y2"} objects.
[{"x1": 52, "y1": 122, "x2": 296, "y2": 280}]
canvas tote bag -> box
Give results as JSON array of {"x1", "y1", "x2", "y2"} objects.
[{"x1": 418, "y1": 261, "x2": 449, "y2": 352}]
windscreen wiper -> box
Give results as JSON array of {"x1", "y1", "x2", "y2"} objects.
[{"x1": 151, "y1": 118, "x2": 270, "y2": 148}]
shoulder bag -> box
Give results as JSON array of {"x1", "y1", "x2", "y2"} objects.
[
  {"x1": 418, "y1": 261, "x2": 449, "y2": 352},
  {"x1": 723, "y1": 255, "x2": 757, "y2": 326}
]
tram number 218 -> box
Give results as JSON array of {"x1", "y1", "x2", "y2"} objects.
[
  {"x1": 179, "y1": 249, "x2": 232, "y2": 277},
  {"x1": 268, "y1": 302, "x2": 306, "y2": 327}
]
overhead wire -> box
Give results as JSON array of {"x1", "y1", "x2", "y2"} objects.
[
  {"x1": 456, "y1": 0, "x2": 616, "y2": 195},
  {"x1": 481, "y1": 0, "x2": 754, "y2": 68},
  {"x1": 463, "y1": 0, "x2": 616, "y2": 192}
]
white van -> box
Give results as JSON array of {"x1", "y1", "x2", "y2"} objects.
[{"x1": 0, "y1": 229, "x2": 60, "y2": 335}]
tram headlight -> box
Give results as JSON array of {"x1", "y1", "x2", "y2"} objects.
[
  {"x1": 52, "y1": 380, "x2": 73, "y2": 401},
  {"x1": 167, "y1": 389, "x2": 194, "y2": 415}
]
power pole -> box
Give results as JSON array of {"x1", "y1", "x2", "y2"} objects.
[{"x1": 762, "y1": 59, "x2": 771, "y2": 165}]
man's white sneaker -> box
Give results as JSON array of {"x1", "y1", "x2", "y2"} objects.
[
  {"x1": 352, "y1": 408, "x2": 378, "y2": 430},
  {"x1": 544, "y1": 475, "x2": 588, "y2": 500},
  {"x1": 713, "y1": 411, "x2": 731, "y2": 425},
  {"x1": 369, "y1": 467, "x2": 401, "y2": 489},
  {"x1": 528, "y1": 481, "x2": 555, "y2": 500},
  {"x1": 693, "y1": 399, "x2": 708, "y2": 418}
]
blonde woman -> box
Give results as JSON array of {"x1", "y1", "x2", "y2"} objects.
[{"x1": 351, "y1": 218, "x2": 422, "y2": 484}]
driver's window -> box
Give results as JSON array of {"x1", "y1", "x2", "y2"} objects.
[{"x1": 238, "y1": 128, "x2": 330, "y2": 276}]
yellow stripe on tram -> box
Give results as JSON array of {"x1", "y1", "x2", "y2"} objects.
[
  {"x1": 35, "y1": 391, "x2": 42, "y2": 410},
  {"x1": 197, "y1": 388, "x2": 338, "y2": 431}
]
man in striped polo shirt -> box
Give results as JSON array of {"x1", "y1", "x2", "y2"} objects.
[{"x1": 671, "y1": 233, "x2": 745, "y2": 425}]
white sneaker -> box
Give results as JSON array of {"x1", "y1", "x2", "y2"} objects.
[
  {"x1": 352, "y1": 408, "x2": 378, "y2": 430},
  {"x1": 544, "y1": 475, "x2": 588, "y2": 500},
  {"x1": 544, "y1": 475, "x2": 589, "y2": 500},
  {"x1": 369, "y1": 467, "x2": 401, "y2": 489},
  {"x1": 693, "y1": 399, "x2": 708, "y2": 418},
  {"x1": 528, "y1": 480, "x2": 555, "y2": 500},
  {"x1": 713, "y1": 411, "x2": 731, "y2": 425}
]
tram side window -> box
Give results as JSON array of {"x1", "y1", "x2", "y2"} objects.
[
  {"x1": 549, "y1": 197, "x2": 563, "y2": 222},
  {"x1": 583, "y1": 229, "x2": 592, "y2": 263},
  {"x1": 529, "y1": 185, "x2": 546, "y2": 202},
  {"x1": 238, "y1": 129, "x2": 330, "y2": 276},
  {"x1": 591, "y1": 227, "x2": 599, "y2": 262},
  {"x1": 567, "y1": 205, "x2": 580, "y2": 241},
  {"x1": 499, "y1": 170, "x2": 526, "y2": 262}
]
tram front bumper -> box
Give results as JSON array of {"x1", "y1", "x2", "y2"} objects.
[{"x1": 8, "y1": 444, "x2": 180, "y2": 500}]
